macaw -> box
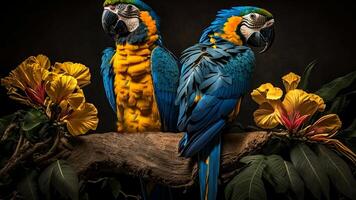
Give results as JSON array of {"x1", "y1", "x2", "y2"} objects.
[
  {"x1": 100, "y1": 0, "x2": 179, "y2": 133},
  {"x1": 176, "y1": 6, "x2": 275, "y2": 200}
]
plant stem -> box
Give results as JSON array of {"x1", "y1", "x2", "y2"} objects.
[
  {"x1": 12, "y1": 132, "x2": 23, "y2": 157},
  {"x1": 34, "y1": 132, "x2": 61, "y2": 164},
  {"x1": 0, "y1": 137, "x2": 52, "y2": 177},
  {"x1": 0, "y1": 123, "x2": 17, "y2": 142},
  {"x1": 119, "y1": 191, "x2": 141, "y2": 200}
]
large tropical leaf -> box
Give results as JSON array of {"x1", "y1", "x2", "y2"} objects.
[
  {"x1": 17, "y1": 171, "x2": 39, "y2": 200},
  {"x1": 327, "y1": 91, "x2": 356, "y2": 115},
  {"x1": 263, "y1": 155, "x2": 289, "y2": 193},
  {"x1": 39, "y1": 160, "x2": 79, "y2": 200},
  {"x1": 290, "y1": 143, "x2": 330, "y2": 200},
  {"x1": 316, "y1": 145, "x2": 356, "y2": 199},
  {"x1": 21, "y1": 109, "x2": 48, "y2": 131},
  {"x1": 225, "y1": 155, "x2": 267, "y2": 200},
  {"x1": 300, "y1": 59, "x2": 318, "y2": 90},
  {"x1": 316, "y1": 71, "x2": 356, "y2": 102},
  {"x1": 283, "y1": 160, "x2": 304, "y2": 200}
]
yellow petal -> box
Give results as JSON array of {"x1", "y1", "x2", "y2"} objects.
[
  {"x1": 309, "y1": 93, "x2": 326, "y2": 112},
  {"x1": 46, "y1": 75, "x2": 77, "y2": 103},
  {"x1": 1, "y1": 56, "x2": 50, "y2": 106},
  {"x1": 53, "y1": 62, "x2": 91, "y2": 87},
  {"x1": 253, "y1": 102, "x2": 281, "y2": 129},
  {"x1": 282, "y1": 72, "x2": 301, "y2": 92},
  {"x1": 67, "y1": 89, "x2": 85, "y2": 109},
  {"x1": 63, "y1": 103, "x2": 98, "y2": 136},
  {"x1": 35, "y1": 54, "x2": 51, "y2": 69},
  {"x1": 282, "y1": 89, "x2": 319, "y2": 116},
  {"x1": 307, "y1": 114, "x2": 342, "y2": 136},
  {"x1": 251, "y1": 83, "x2": 283, "y2": 105}
]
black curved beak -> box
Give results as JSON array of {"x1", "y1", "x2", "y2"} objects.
[
  {"x1": 247, "y1": 20, "x2": 275, "y2": 54},
  {"x1": 102, "y1": 9, "x2": 129, "y2": 37}
]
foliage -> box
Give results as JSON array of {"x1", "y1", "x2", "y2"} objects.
[
  {"x1": 1, "y1": 55, "x2": 98, "y2": 136},
  {"x1": 226, "y1": 144, "x2": 356, "y2": 200},
  {"x1": 0, "y1": 55, "x2": 98, "y2": 199},
  {"x1": 227, "y1": 62, "x2": 356, "y2": 200}
]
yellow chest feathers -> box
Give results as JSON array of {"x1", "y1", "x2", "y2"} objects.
[{"x1": 112, "y1": 44, "x2": 161, "y2": 133}]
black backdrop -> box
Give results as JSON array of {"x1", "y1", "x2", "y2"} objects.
[{"x1": 1, "y1": 0, "x2": 355, "y2": 133}]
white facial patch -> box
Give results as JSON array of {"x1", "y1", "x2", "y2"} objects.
[{"x1": 119, "y1": 16, "x2": 140, "y2": 32}]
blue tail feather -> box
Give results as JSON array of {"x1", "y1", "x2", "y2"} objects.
[{"x1": 198, "y1": 135, "x2": 221, "y2": 200}]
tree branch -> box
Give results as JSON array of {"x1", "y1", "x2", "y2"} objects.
[{"x1": 67, "y1": 131, "x2": 270, "y2": 188}]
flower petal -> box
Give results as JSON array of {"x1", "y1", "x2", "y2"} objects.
[
  {"x1": 251, "y1": 83, "x2": 283, "y2": 105},
  {"x1": 53, "y1": 62, "x2": 91, "y2": 87},
  {"x1": 282, "y1": 89, "x2": 319, "y2": 117},
  {"x1": 45, "y1": 75, "x2": 77, "y2": 103},
  {"x1": 67, "y1": 89, "x2": 85, "y2": 109},
  {"x1": 309, "y1": 93, "x2": 326, "y2": 112},
  {"x1": 253, "y1": 102, "x2": 281, "y2": 129},
  {"x1": 35, "y1": 54, "x2": 51, "y2": 69},
  {"x1": 307, "y1": 114, "x2": 342, "y2": 136},
  {"x1": 63, "y1": 103, "x2": 99, "y2": 136},
  {"x1": 282, "y1": 72, "x2": 301, "y2": 92},
  {"x1": 1, "y1": 56, "x2": 50, "y2": 106}
]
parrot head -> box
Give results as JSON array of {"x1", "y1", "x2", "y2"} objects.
[
  {"x1": 102, "y1": 0, "x2": 160, "y2": 44},
  {"x1": 200, "y1": 6, "x2": 275, "y2": 53}
]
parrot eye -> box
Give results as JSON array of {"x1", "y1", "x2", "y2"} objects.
[
  {"x1": 127, "y1": 5, "x2": 133, "y2": 10},
  {"x1": 250, "y1": 13, "x2": 256, "y2": 20}
]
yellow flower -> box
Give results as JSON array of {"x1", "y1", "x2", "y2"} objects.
[
  {"x1": 61, "y1": 103, "x2": 99, "y2": 136},
  {"x1": 282, "y1": 72, "x2": 300, "y2": 92},
  {"x1": 53, "y1": 62, "x2": 91, "y2": 87},
  {"x1": 1, "y1": 55, "x2": 51, "y2": 106},
  {"x1": 252, "y1": 73, "x2": 326, "y2": 133},
  {"x1": 251, "y1": 72, "x2": 355, "y2": 163}
]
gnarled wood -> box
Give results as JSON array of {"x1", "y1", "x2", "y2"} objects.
[{"x1": 67, "y1": 132, "x2": 270, "y2": 188}]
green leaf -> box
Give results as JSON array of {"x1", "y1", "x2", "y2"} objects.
[
  {"x1": 316, "y1": 145, "x2": 356, "y2": 199},
  {"x1": 39, "y1": 160, "x2": 79, "y2": 200},
  {"x1": 225, "y1": 155, "x2": 267, "y2": 200},
  {"x1": 300, "y1": 59, "x2": 318, "y2": 90},
  {"x1": 283, "y1": 160, "x2": 304, "y2": 200},
  {"x1": 21, "y1": 109, "x2": 48, "y2": 132},
  {"x1": 327, "y1": 91, "x2": 356, "y2": 115},
  {"x1": 326, "y1": 95, "x2": 349, "y2": 115},
  {"x1": 316, "y1": 71, "x2": 356, "y2": 102},
  {"x1": 17, "y1": 171, "x2": 39, "y2": 200},
  {"x1": 290, "y1": 143, "x2": 330, "y2": 200},
  {"x1": 263, "y1": 155, "x2": 289, "y2": 193}
]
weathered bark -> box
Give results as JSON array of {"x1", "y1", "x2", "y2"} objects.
[{"x1": 67, "y1": 132, "x2": 270, "y2": 188}]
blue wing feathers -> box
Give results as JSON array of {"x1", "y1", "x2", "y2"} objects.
[
  {"x1": 101, "y1": 47, "x2": 116, "y2": 113},
  {"x1": 181, "y1": 119, "x2": 225, "y2": 157},
  {"x1": 151, "y1": 46, "x2": 180, "y2": 132}
]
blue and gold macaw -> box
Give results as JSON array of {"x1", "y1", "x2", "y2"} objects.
[
  {"x1": 100, "y1": 0, "x2": 179, "y2": 133},
  {"x1": 176, "y1": 6, "x2": 275, "y2": 200}
]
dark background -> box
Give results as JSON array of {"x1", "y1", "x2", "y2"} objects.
[{"x1": 0, "y1": 0, "x2": 355, "y2": 133}]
